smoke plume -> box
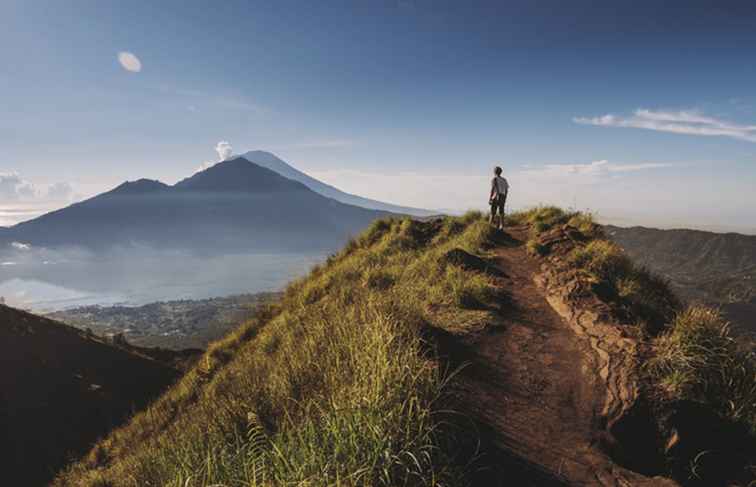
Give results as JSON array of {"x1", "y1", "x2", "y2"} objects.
[{"x1": 215, "y1": 141, "x2": 233, "y2": 161}]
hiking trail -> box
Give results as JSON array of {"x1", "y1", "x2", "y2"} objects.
[{"x1": 447, "y1": 225, "x2": 674, "y2": 486}]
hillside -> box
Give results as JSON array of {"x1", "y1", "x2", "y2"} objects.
[
  {"x1": 240, "y1": 150, "x2": 436, "y2": 216},
  {"x1": 4, "y1": 157, "x2": 390, "y2": 252},
  {"x1": 605, "y1": 225, "x2": 756, "y2": 302},
  {"x1": 52, "y1": 211, "x2": 754, "y2": 486},
  {"x1": 606, "y1": 225, "x2": 756, "y2": 337},
  {"x1": 0, "y1": 304, "x2": 184, "y2": 486}
]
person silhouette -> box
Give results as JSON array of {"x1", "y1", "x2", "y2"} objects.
[{"x1": 489, "y1": 166, "x2": 509, "y2": 230}]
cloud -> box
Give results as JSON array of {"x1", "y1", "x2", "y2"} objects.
[
  {"x1": 46, "y1": 182, "x2": 74, "y2": 201},
  {"x1": 11, "y1": 242, "x2": 31, "y2": 251},
  {"x1": 309, "y1": 159, "x2": 671, "y2": 212},
  {"x1": 194, "y1": 141, "x2": 235, "y2": 174},
  {"x1": 0, "y1": 173, "x2": 77, "y2": 203},
  {"x1": 574, "y1": 108, "x2": 756, "y2": 142},
  {"x1": 520, "y1": 160, "x2": 672, "y2": 183},
  {"x1": 0, "y1": 173, "x2": 36, "y2": 201},
  {"x1": 117, "y1": 51, "x2": 142, "y2": 73}
]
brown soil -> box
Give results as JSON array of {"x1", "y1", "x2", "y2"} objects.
[{"x1": 444, "y1": 226, "x2": 675, "y2": 486}]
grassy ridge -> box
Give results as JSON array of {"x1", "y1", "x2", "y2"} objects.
[
  {"x1": 512, "y1": 206, "x2": 755, "y2": 483},
  {"x1": 55, "y1": 207, "x2": 754, "y2": 485},
  {"x1": 511, "y1": 206, "x2": 680, "y2": 334},
  {"x1": 55, "y1": 214, "x2": 499, "y2": 486},
  {"x1": 514, "y1": 207, "x2": 754, "y2": 427}
]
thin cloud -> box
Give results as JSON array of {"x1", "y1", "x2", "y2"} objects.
[
  {"x1": 293, "y1": 138, "x2": 356, "y2": 149},
  {"x1": 0, "y1": 173, "x2": 36, "y2": 201},
  {"x1": 519, "y1": 160, "x2": 672, "y2": 184},
  {"x1": 117, "y1": 51, "x2": 142, "y2": 73},
  {"x1": 0, "y1": 173, "x2": 77, "y2": 203},
  {"x1": 574, "y1": 108, "x2": 756, "y2": 142},
  {"x1": 307, "y1": 159, "x2": 670, "y2": 211}
]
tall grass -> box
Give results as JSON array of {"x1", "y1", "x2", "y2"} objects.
[
  {"x1": 507, "y1": 206, "x2": 600, "y2": 240},
  {"x1": 568, "y1": 240, "x2": 680, "y2": 333},
  {"x1": 510, "y1": 206, "x2": 678, "y2": 333},
  {"x1": 646, "y1": 306, "x2": 756, "y2": 433},
  {"x1": 55, "y1": 215, "x2": 498, "y2": 487}
]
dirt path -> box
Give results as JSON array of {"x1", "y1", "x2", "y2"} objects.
[{"x1": 450, "y1": 226, "x2": 657, "y2": 486}]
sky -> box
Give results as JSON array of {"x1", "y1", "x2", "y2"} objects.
[{"x1": 2, "y1": 0, "x2": 756, "y2": 233}]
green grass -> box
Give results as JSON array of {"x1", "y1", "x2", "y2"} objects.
[
  {"x1": 567, "y1": 232, "x2": 679, "y2": 334},
  {"x1": 646, "y1": 306, "x2": 756, "y2": 434},
  {"x1": 54, "y1": 215, "x2": 499, "y2": 487},
  {"x1": 508, "y1": 206, "x2": 601, "y2": 242},
  {"x1": 509, "y1": 207, "x2": 677, "y2": 333}
]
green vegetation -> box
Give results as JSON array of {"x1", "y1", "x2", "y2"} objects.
[
  {"x1": 48, "y1": 293, "x2": 277, "y2": 350},
  {"x1": 510, "y1": 206, "x2": 678, "y2": 333},
  {"x1": 54, "y1": 206, "x2": 755, "y2": 486},
  {"x1": 508, "y1": 205, "x2": 599, "y2": 240},
  {"x1": 568, "y1": 239, "x2": 680, "y2": 333},
  {"x1": 55, "y1": 214, "x2": 499, "y2": 487},
  {"x1": 647, "y1": 306, "x2": 756, "y2": 433},
  {"x1": 513, "y1": 206, "x2": 755, "y2": 482}
]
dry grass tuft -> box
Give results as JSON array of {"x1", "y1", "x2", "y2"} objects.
[{"x1": 646, "y1": 306, "x2": 756, "y2": 433}]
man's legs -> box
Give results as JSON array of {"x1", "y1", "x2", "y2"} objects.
[{"x1": 491, "y1": 196, "x2": 504, "y2": 230}]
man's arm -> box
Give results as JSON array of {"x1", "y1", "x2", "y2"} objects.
[{"x1": 489, "y1": 179, "x2": 497, "y2": 201}]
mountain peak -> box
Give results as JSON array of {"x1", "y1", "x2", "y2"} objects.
[
  {"x1": 239, "y1": 150, "x2": 435, "y2": 216},
  {"x1": 110, "y1": 179, "x2": 169, "y2": 195},
  {"x1": 173, "y1": 157, "x2": 309, "y2": 193}
]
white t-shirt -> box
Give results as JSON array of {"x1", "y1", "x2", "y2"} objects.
[{"x1": 491, "y1": 176, "x2": 509, "y2": 196}]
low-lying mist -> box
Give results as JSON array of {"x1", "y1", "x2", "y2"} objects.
[{"x1": 0, "y1": 241, "x2": 324, "y2": 312}]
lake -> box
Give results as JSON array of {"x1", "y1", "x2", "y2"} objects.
[{"x1": 0, "y1": 252, "x2": 324, "y2": 312}]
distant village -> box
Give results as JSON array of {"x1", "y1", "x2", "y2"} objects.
[{"x1": 47, "y1": 293, "x2": 278, "y2": 350}]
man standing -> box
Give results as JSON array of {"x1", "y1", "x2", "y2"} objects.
[{"x1": 489, "y1": 166, "x2": 509, "y2": 230}]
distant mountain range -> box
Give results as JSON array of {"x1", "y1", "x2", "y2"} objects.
[
  {"x1": 606, "y1": 225, "x2": 756, "y2": 338},
  {"x1": 239, "y1": 151, "x2": 435, "y2": 216},
  {"x1": 1, "y1": 155, "x2": 401, "y2": 253},
  {"x1": 0, "y1": 303, "x2": 185, "y2": 486}
]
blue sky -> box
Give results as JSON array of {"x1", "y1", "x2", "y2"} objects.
[{"x1": 2, "y1": 1, "x2": 756, "y2": 232}]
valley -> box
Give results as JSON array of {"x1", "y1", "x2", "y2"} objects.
[
  {"x1": 48, "y1": 292, "x2": 279, "y2": 349},
  {"x1": 605, "y1": 225, "x2": 756, "y2": 339}
]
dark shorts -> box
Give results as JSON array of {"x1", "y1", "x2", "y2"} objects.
[{"x1": 490, "y1": 195, "x2": 506, "y2": 216}]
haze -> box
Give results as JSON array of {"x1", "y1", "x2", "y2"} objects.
[{"x1": 2, "y1": 1, "x2": 756, "y2": 233}]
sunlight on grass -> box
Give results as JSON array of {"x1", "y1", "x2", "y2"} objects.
[{"x1": 55, "y1": 215, "x2": 498, "y2": 487}]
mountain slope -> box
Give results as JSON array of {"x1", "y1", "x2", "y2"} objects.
[
  {"x1": 241, "y1": 150, "x2": 436, "y2": 216},
  {"x1": 605, "y1": 225, "x2": 756, "y2": 301},
  {"x1": 55, "y1": 211, "x2": 754, "y2": 486},
  {"x1": 605, "y1": 225, "x2": 756, "y2": 337},
  {"x1": 7, "y1": 157, "x2": 390, "y2": 252},
  {"x1": 0, "y1": 304, "x2": 182, "y2": 486}
]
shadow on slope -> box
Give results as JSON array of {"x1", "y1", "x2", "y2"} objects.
[{"x1": 0, "y1": 305, "x2": 184, "y2": 486}]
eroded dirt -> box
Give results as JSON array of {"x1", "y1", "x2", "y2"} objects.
[{"x1": 446, "y1": 226, "x2": 676, "y2": 486}]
